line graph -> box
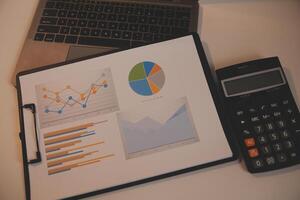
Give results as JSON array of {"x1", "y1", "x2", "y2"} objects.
[{"x1": 36, "y1": 68, "x2": 119, "y2": 128}]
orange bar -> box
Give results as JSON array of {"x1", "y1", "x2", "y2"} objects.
[
  {"x1": 47, "y1": 151, "x2": 98, "y2": 167},
  {"x1": 48, "y1": 160, "x2": 101, "y2": 175},
  {"x1": 44, "y1": 123, "x2": 94, "y2": 138},
  {"x1": 45, "y1": 131, "x2": 88, "y2": 145},
  {"x1": 48, "y1": 154, "x2": 114, "y2": 175},
  {"x1": 47, "y1": 141, "x2": 104, "y2": 160},
  {"x1": 45, "y1": 140, "x2": 81, "y2": 153}
]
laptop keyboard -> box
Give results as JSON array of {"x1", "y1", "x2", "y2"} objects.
[{"x1": 34, "y1": 0, "x2": 192, "y2": 48}]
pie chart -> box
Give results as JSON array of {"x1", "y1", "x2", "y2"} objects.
[{"x1": 129, "y1": 61, "x2": 165, "y2": 96}]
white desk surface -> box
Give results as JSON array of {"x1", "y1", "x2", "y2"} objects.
[{"x1": 0, "y1": 0, "x2": 300, "y2": 199}]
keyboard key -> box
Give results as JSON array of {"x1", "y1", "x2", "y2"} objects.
[
  {"x1": 87, "y1": 12, "x2": 97, "y2": 19},
  {"x1": 70, "y1": 28, "x2": 80, "y2": 35},
  {"x1": 87, "y1": 21, "x2": 97, "y2": 28},
  {"x1": 65, "y1": 36, "x2": 78, "y2": 44},
  {"x1": 78, "y1": 36, "x2": 130, "y2": 48},
  {"x1": 78, "y1": 20, "x2": 88, "y2": 27},
  {"x1": 132, "y1": 32, "x2": 142, "y2": 40},
  {"x1": 98, "y1": 21, "x2": 107, "y2": 28},
  {"x1": 45, "y1": 1, "x2": 55, "y2": 9},
  {"x1": 67, "y1": 19, "x2": 78, "y2": 27},
  {"x1": 143, "y1": 33, "x2": 153, "y2": 42},
  {"x1": 34, "y1": 33, "x2": 45, "y2": 41},
  {"x1": 119, "y1": 23, "x2": 128, "y2": 31},
  {"x1": 68, "y1": 11, "x2": 78, "y2": 18},
  {"x1": 122, "y1": 31, "x2": 132, "y2": 40},
  {"x1": 40, "y1": 17, "x2": 58, "y2": 25},
  {"x1": 57, "y1": 18, "x2": 67, "y2": 26},
  {"x1": 101, "y1": 30, "x2": 111, "y2": 38},
  {"x1": 78, "y1": 12, "x2": 87, "y2": 19},
  {"x1": 128, "y1": 15, "x2": 138, "y2": 23},
  {"x1": 90, "y1": 29, "x2": 101, "y2": 36},
  {"x1": 43, "y1": 9, "x2": 58, "y2": 17},
  {"x1": 111, "y1": 31, "x2": 121, "y2": 38},
  {"x1": 128, "y1": 24, "x2": 138, "y2": 32},
  {"x1": 80, "y1": 28, "x2": 90, "y2": 36},
  {"x1": 37, "y1": 25, "x2": 60, "y2": 33},
  {"x1": 107, "y1": 22, "x2": 118, "y2": 30},
  {"x1": 54, "y1": 34, "x2": 65, "y2": 43},
  {"x1": 60, "y1": 27, "x2": 70, "y2": 34},
  {"x1": 44, "y1": 34, "x2": 55, "y2": 42},
  {"x1": 58, "y1": 10, "x2": 68, "y2": 18}
]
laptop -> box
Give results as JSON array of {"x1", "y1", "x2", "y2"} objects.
[{"x1": 13, "y1": 0, "x2": 199, "y2": 84}]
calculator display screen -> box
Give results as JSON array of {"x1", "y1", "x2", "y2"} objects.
[{"x1": 222, "y1": 69, "x2": 285, "y2": 97}]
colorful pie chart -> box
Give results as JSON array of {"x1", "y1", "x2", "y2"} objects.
[{"x1": 129, "y1": 61, "x2": 165, "y2": 96}]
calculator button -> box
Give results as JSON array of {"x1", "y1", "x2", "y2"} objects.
[
  {"x1": 289, "y1": 152, "x2": 298, "y2": 160},
  {"x1": 276, "y1": 153, "x2": 288, "y2": 163},
  {"x1": 250, "y1": 116, "x2": 260, "y2": 123},
  {"x1": 270, "y1": 103, "x2": 279, "y2": 108},
  {"x1": 248, "y1": 148, "x2": 259, "y2": 158},
  {"x1": 273, "y1": 111, "x2": 282, "y2": 118},
  {"x1": 239, "y1": 119, "x2": 247, "y2": 126},
  {"x1": 244, "y1": 138, "x2": 256, "y2": 148},
  {"x1": 236, "y1": 110, "x2": 244, "y2": 116},
  {"x1": 257, "y1": 135, "x2": 268, "y2": 144},
  {"x1": 260, "y1": 145, "x2": 272, "y2": 155},
  {"x1": 280, "y1": 130, "x2": 290, "y2": 138},
  {"x1": 242, "y1": 129, "x2": 251, "y2": 136},
  {"x1": 260, "y1": 104, "x2": 268, "y2": 111},
  {"x1": 285, "y1": 108, "x2": 293, "y2": 115},
  {"x1": 290, "y1": 117, "x2": 297, "y2": 125},
  {"x1": 268, "y1": 133, "x2": 279, "y2": 141},
  {"x1": 248, "y1": 108, "x2": 257, "y2": 114},
  {"x1": 273, "y1": 143, "x2": 283, "y2": 152},
  {"x1": 282, "y1": 100, "x2": 289, "y2": 105},
  {"x1": 261, "y1": 114, "x2": 271, "y2": 120},
  {"x1": 283, "y1": 140, "x2": 294, "y2": 149},
  {"x1": 254, "y1": 125, "x2": 264, "y2": 134},
  {"x1": 265, "y1": 156, "x2": 276, "y2": 166},
  {"x1": 276, "y1": 120, "x2": 285, "y2": 128},
  {"x1": 265, "y1": 122, "x2": 275, "y2": 131},
  {"x1": 252, "y1": 159, "x2": 264, "y2": 169}
]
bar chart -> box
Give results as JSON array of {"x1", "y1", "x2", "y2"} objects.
[{"x1": 43, "y1": 121, "x2": 114, "y2": 175}]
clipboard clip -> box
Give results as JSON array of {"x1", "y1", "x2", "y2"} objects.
[{"x1": 21, "y1": 103, "x2": 42, "y2": 164}]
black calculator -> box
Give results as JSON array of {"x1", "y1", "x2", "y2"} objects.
[{"x1": 216, "y1": 57, "x2": 300, "y2": 173}]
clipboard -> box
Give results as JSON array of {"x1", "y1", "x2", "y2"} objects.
[{"x1": 16, "y1": 33, "x2": 238, "y2": 200}]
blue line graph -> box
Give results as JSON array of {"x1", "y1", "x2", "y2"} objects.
[{"x1": 36, "y1": 68, "x2": 119, "y2": 128}]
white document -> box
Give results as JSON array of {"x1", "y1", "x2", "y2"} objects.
[{"x1": 18, "y1": 35, "x2": 233, "y2": 200}]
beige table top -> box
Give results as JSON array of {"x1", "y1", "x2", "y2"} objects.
[{"x1": 0, "y1": 0, "x2": 299, "y2": 200}]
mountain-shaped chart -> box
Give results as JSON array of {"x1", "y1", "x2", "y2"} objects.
[{"x1": 118, "y1": 100, "x2": 199, "y2": 158}]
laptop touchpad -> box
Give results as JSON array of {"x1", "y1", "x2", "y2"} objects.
[{"x1": 67, "y1": 46, "x2": 115, "y2": 60}]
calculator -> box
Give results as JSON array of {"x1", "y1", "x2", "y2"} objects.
[{"x1": 216, "y1": 57, "x2": 300, "y2": 173}]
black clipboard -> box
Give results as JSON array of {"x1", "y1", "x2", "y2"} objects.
[{"x1": 17, "y1": 33, "x2": 238, "y2": 200}]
